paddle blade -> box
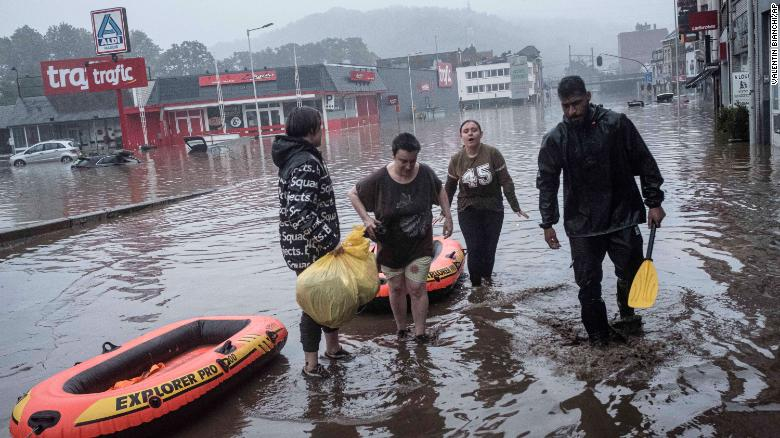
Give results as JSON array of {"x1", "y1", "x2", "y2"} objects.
[{"x1": 628, "y1": 259, "x2": 658, "y2": 309}]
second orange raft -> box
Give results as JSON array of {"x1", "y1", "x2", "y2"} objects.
[
  {"x1": 369, "y1": 236, "x2": 466, "y2": 306},
  {"x1": 10, "y1": 316, "x2": 287, "y2": 437}
]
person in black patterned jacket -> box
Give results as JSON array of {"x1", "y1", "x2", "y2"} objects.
[{"x1": 272, "y1": 106, "x2": 346, "y2": 379}]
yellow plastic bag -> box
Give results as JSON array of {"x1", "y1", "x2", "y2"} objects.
[{"x1": 296, "y1": 225, "x2": 379, "y2": 329}]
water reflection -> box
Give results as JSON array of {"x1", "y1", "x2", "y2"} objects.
[{"x1": 1, "y1": 99, "x2": 779, "y2": 436}]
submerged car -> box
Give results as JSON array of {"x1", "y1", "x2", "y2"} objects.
[
  {"x1": 9, "y1": 140, "x2": 80, "y2": 167},
  {"x1": 184, "y1": 136, "x2": 208, "y2": 153},
  {"x1": 71, "y1": 150, "x2": 141, "y2": 168}
]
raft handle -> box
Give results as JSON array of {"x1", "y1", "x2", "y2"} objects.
[
  {"x1": 215, "y1": 340, "x2": 235, "y2": 355},
  {"x1": 27, "y1": 410, "x2": 60, "y2": 435},
  {"x1": 266, "y1": 328, "x2": 283, "y2": 343},
  {"x1": 148, "y1": 395, "x2": 163, "y2": 409},
  {"x1": 101, "y1": 342, "x2": 121, "y2": 354}
]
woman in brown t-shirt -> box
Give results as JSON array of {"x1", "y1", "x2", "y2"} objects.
[
  {"x1": 445, "y1": 120, "x2": 528, "y2": 286},
  {"x1": 348, "y1": 133, "x2": 453, "y2": 342}
]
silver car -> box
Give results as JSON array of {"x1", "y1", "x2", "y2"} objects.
[{"x1": 9, "y1": 140, "x2": 80, "y2": 167}]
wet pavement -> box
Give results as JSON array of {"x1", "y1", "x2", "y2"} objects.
[{"x1": 2, "y1": 97, "x2": 780, "y2": 437}]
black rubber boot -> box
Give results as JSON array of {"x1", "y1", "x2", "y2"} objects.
[
  {"x1": 616, "y1": 279, "x2": 635, "y2": 318},
  {"x1": 582, "y1": 299, "x2": 611, "y2": 347},
  {"x1": 613, "y1": 279, "x2": 643, "y2": 335}
]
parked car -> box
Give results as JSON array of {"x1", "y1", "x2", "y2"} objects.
[{"x1": 9, "y1": 140, "x2": 80, "y2": 167}]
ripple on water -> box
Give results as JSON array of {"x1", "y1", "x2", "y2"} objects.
[{"x1": 1, "y1": 100, "x2": 779, "y2": 435}]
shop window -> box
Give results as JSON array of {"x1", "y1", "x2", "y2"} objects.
[
  {"x1": 773, "y1": 84, "x2": 779, "y2": 111},
  {"x1": 344, "y1": 96, "x2": 357, "y2": 118}
]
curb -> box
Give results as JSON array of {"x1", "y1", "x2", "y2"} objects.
[{"x1": 0, "y1": 188, "x2": 217, "y2": 250}]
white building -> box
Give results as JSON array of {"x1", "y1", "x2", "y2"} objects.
[{"x1": 456, "y1": 60, "x2": 537, "y2": 108}]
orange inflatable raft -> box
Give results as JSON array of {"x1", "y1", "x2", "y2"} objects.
[
  {"x1": 371, "y1": 236, "x2": 466, "y2": 305},
  {"x1": 10, "y1": 316, "x2": 287, "y2": 437}
]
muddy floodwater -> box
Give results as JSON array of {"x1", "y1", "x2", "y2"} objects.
[{"x1": 1, "y1": 98, "x2": 779, "y2": 437}]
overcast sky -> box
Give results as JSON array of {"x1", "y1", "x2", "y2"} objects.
[{"x1": 1, "y1": 0, "x2": 675, "y2": 49}]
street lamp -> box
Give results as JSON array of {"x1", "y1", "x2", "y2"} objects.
[
  {"x1": 10, "y1": 67, "x2": 21, "y2": 99},
  {"x1": 596, "y1": 53, "x2": 650, "y2": 74},
  {"x1": 597, "y1": 53, "x2": 654, "y2": 101},
  {"x1": 246, "y1": 22, "x2": 274, "y2": 138},
  {"x1": 407, "y1": 52, "x2": 421, "y2": 134}
]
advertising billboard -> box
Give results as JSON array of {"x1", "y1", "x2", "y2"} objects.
[
  {"x1": 40, "y1": 57, "x2": 148, "y2": 95},
  {"x1": 509, "y1": 55, "x2": 529, "y2": 100},
  {"x1": 349, "y1": 70, "x2": 376, "y2": 82},
  {"x1": 437, "y1": 62, "x2": 453, "y2": 88},
  {"x1": 198, "y1": 70, "x2": 276, "y2": 87}
]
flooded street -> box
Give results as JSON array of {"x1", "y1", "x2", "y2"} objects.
[{"x1": 2, "y1": 98, "x2": 779, "y2": 436}]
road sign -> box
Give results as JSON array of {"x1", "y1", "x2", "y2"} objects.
[
  {"x1": 645, "y1": 72, "x2": 653, "y2": 84},
  {"x1": 91, "y1": 8, "x2": 130, "y2": 55}
]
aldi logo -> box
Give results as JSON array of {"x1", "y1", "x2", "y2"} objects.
[{"x1": 91, "y1": 8, "x2": 130, "y2": 55}]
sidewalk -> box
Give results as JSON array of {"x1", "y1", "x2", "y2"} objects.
[{"x1": 0, "y1": 188, "x2": 215, "y2": 250}]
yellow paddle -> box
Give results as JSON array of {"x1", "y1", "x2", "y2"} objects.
[{"x1": 628, "y1": 225, "x2": 658, "y2": 309}]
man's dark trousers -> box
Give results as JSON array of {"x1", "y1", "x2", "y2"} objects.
[{"x1": 569, "y1": 225, "x2": 644, "y2": 340}]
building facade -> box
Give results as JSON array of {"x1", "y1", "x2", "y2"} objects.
[
  {"x1": 618, "y1": 24, "x2": 669, "y2": 74},
  {"x1": 376, "y1": 67, "x2": 460, "y2": 122},
  {"x1": 719, "y1": 0, "x2": 776, "y2": 146},
  {"x1": 455, "y1": 57, "x2": 541, "y2": 108},
  {"x1": 1, "y1": 64, "x2": 387, "y2": 153}
]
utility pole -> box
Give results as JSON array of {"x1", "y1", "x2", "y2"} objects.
[
  {"x1": 407, "y1": 54, "x2": 416, "y2": 134},
  {"x1": 747, "y1": 0, "x2": 755, "y2": 144},
  {"x1": 673, "y1": 0, "x2": 680, "y2": 120},
  {"x1": 591, "y1": 47, "x2": 594, "y2": 69},
  {"x1": 246, "y1": 22, "x2": 274, "y2": 138}
]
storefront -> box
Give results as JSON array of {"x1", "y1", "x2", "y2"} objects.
[
  {"x1": 2, "y1": 93, "x2": 123, "y2": 154},
  {"x1": 1, "y1": 64, "x2": 386, "y2": 152},
  {"x1": 125, "y1": 64, "x2": 385, "y2": 148}
]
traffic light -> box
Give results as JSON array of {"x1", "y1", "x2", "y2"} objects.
[{"x1": 596, "y1": 55, "x2": 603, "y2": 67}]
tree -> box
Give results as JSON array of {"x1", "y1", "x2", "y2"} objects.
[
  {"x1": 158, "y1": 41, "x2": 214, "y2": 77},
  {"x1": 0, "y1": 26, "x2": 47, "y2": 75},
  {"x1": 222, "y1": 37, "x2": 378, "y2": 71},
  {"x1": 44, "y1": 23, "x2": 93, "y2": 60},
  {"x1": 129, "y1": 30, "x2": 161, "y2": 77}
]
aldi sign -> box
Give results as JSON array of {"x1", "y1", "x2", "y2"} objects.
[{"x1": 91, "y1": 8, "x2": 130, "y2": 55}]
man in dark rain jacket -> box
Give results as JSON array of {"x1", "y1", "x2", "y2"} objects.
[
  {"x1": 272, "y1": 106, "x2": 347, "y2": 379},
  {"x1": 537, "y1": 75, "x2": 666, "y2": 347}
]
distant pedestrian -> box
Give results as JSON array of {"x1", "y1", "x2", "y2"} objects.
[
  {"x1": 444, "y1": 120, "x2": 528, "y2": 287},
  {"x1": 537, "y1": 75, "x2": 666, "y2": 347},
  {"x1": 348, "y1": 133, "x2": 453, "y2": 342},
  {"x1": 272, "y1": 106, "x2": 349, "y2": 379}
]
